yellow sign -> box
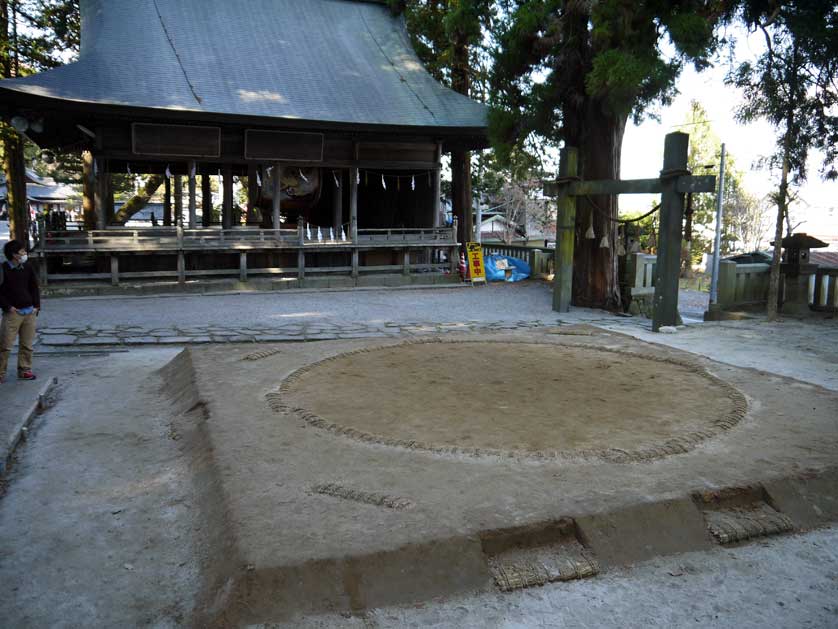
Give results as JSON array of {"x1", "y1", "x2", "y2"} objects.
[{"x1": 466, "y1": 242, "x2": 486, "y2": 284}]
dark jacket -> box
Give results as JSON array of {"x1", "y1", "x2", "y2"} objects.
[{"x1": 0, "y1": 261, "x2": 41, "y2": 312}]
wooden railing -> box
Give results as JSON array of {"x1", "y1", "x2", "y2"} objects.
[
  {"x1": 39, "y1": 226, "x2": 456, "y2": 252},
  {"x1": 355, "y1": 227, "x2": 455, "y2": 244},
  {"x1": 34, "y1": 224, "x2": 461, "y2": 286}
]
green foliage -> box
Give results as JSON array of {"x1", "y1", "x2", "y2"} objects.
[
  {"x1": 728, "y1": 0, "x2": 838, "y2": 182},
  {"x1": 489, "y1": 1, "x2": 728, "y2": 164}
]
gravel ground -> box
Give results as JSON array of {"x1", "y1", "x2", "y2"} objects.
[
  {"x1": 264, "y1": 526, "x2": 838, "y2": 629},
  {"x1": 38, "y1": 283, "x2": 568, "y2": 330}
]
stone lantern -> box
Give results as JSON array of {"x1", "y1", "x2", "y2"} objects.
[{"x1": 771, "y1": 233, "x2": 828, "y2": 314}]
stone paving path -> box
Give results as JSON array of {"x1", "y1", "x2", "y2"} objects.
[{"x1": 35, "y1": 317, "x2": 629, "y2": 347}]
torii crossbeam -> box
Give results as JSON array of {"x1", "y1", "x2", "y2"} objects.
[{"x1": 543, "y1": 132, "x2": 717, "y2": 332}]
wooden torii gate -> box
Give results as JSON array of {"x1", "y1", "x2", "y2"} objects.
[{"x1": 544, "y1": 132, "x2": 717, "y2": 332}]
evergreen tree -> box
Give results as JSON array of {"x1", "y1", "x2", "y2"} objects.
[
  {"x1": 728, "y1": 0, "x2": 838, "y2": 319},
  {"x1": 490, "y1": 1, "x2": 729, "y2": 308}
]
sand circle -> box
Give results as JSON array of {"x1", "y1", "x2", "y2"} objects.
[{"x1": 279, "y1": 341, "x2": 744, "y2": 460}]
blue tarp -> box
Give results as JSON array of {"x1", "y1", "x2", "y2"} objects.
[{"x1": 484, "y1": 255, "x2": 531, "y2": 282}]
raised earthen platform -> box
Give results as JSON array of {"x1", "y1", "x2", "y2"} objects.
[{"x1": 160, "y1": 326, "x2": 838, "y2": 626}]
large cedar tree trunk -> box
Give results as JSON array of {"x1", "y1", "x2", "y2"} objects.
[
  {"x1": 450, "y1": 31, "x2": 472, "y2": 247},
  {"x1": 565, "y1": 100, "x2": 626, "y2": 310},
  {"x1": 559, "y1": 10, "x2": 625, "y2": 310},
  {"x1": 1, "y1": 0, "x2": 29, "y2": 245},
  {"x1": 3, "y1": 129, "x2": 28, "y2": 244}
]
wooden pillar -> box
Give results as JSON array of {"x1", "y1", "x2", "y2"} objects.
[
  {"x1": 94, "y1": 157, "x2": 107, "y2": 230},
  {"x1": 201, "y1": 175, "x2": 212, "y2": 226},
  {"x1": 297, "y1": 249, "x2": 305, "y2": 281},
  {"x1": 177, "y1": 251, "x2": 186, "y2": 283},
  {"x1": 332, "y1": 169, "x2": 343, "y2": 233},
  {"x1": 187, "y1": 162, "x2": 197, "y2": 228},
  {"x1": 247, "y1": 164, "x2": 258, "y2": 225},
  {"x1": 433, "y1": 142, "x2": 442, "y2": 228},
  {"x1": 164, "y1": 177, "x2": 172, "y2": 226},
  {"x1": 552, "y1": 147, "x2": 578, "y2": 313},
  {"x1": 105, "y1": 174, "x2": 115, "y2": 224},
  {"x1": 222, "y1": 165, "x2": 233, "y2": 229},
  {"x1": 403, "y1": 249, "x2": 410, "y2": 276},
  {"x1": 110, "y1": 255, "x2": 119, "y2": 286},
  {"x1": 271, "y1": 163, "x2": 282, "y2": 231},
  {"x1": 240, "y1": 252, "x2": 247, "y2": 282},
  {"x1": 652, "y1": 132, "x2": 689, "y2": 331},
  {"x1": 81, "y1": 150, "x2": 96, "y2": 231},
  {"x1": 349, "y1": 166, "x2": 359, "y2": 242},
  {"x1": 174, "y1": 175, "x2": 183, "y2": 226}
]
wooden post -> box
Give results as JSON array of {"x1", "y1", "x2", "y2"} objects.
[
  {"x1": 552, "y1": 147, "x2": 578, "y2": 313},
  {"x1": 177, "y1": 252, "x2": 186, "y2": 283},
  {"x1": 222, "y1": 165, "x2": 233, "y2": 229},
  {"x1": 247, "y1": 164, "x2": 258, "y2": 225},
  {"x1": 403, "y1": 249, "x2": 410, "y2": 276},
  {"x1": 187, "y1": 162, "x2": 197, "y2": 228},
  {"x1": 332, "y1": 169, "x2": 343, "y2": 234},
  {"x1": 352, "y1": 249, "x2": 359, "y2": 279},
  {"x1": 174, "y1": 175, "x2": 183, "y2": 226},
  {"x1": 297, "y1": 249, "x2": 305, "y2": 281},
  {"x1": 95, "y1": 157, "x2": 107, "y2": 230},
  {"x1": 272, "y1": 163, "x2": 282, "y2": 232},
  {"x1": 164, "y1": 176, "x2": 172, "y2": 226},
  {"x1": 201, "y1": 175, "x2": 212, "y2": 226},
  {"x1": 433, "y1": 142, "x2": 442, "y2": 228},
  {"x1": 349, "y1": 166, "x2": 359, "y2": 242},
  {"x1": 240, "y1": 252, "x2": 247, "y2": 282},
  {"x1": 110, "y1": 255, "x2": 119, "y2": 286},
  {"x1": 652, "y1": 132, "x2": 689, "y2": 331},
  {"x1": 81, "y1": 150, "x2": 96, "y2": 231},
  {"x1": 105, "y1": 174, "x2": 115, "y2": 224}
]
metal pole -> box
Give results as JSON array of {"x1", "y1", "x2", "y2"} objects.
[
  {"x1": 476, "y1": 203, "x2": 482, "y2": 243},
  {"x1": 709, "y1": 143, "x2": 726, "y2": 304}
]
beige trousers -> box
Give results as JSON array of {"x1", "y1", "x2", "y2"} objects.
[{"x1": 0, "y1": 310, "x2": 37, "y2": 377}]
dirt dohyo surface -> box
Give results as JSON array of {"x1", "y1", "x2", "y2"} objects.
[{"x1": 281, "y1": 340, "x2": 740, "y2": 459}]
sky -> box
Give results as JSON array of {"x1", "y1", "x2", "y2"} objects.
[{"x1": 619, "y1": 26, "x2": 837, "y2": 244}]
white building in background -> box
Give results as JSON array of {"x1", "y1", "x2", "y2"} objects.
[{"x1": 0, "y1": 169, "x2": 77, "y2": 218}]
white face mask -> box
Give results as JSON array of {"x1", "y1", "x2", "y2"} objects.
[{"x1": 18, "y1": 254, "x2": 28, "y2": 264}]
